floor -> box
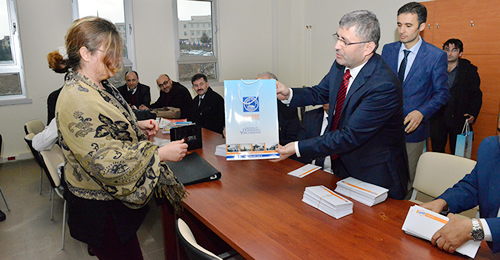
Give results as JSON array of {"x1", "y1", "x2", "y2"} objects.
[{"x1": 0, "y1": 158, "x2": 165, "y2": 260}]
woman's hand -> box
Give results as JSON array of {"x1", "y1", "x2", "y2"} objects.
[
  {"x1": 138, "y1": 120, "x2": 159, "y2": 137},
  {"x1": 158, "y1": 139, "x2": 188, "y2": 162}
]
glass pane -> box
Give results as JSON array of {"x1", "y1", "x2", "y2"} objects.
[
  {"x1": 77, "y1": 0, "x2": 128, "y2": 58},
  {"x1": 177, "y1": 0, "x2": 213, "y2": 57},
  {"x1": 178, "y1": 62, "x2": 216, "y2": 81},
  {"x1": 0, "y1": 0, "x2": 13, "y2": 64},
  {"x1": 0, "y1": 73, "x2": 22, "y2": 96}
]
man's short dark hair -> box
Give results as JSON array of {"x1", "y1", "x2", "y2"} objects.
[
  {"x1": 339, "y1": 10, "x2": 380, "y2": 52},
  {"x1": 191, "y1": 73, "x2": 207, "y2": 84},
  {"x1": 443, "y1": 38, "x2": 464, "y2": 53},
  {"x1": 126, "y1": 70, "x2": 139, "y2": 80},
  {"x1": 398, "y1": 2, "x2": 427, "y2": 25}
]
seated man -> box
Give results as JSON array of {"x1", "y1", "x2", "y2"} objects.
[
  {"x1": 188, "y1": 73, "x2": 225, "y2": 134},
  {"x1": 297, "y1": 104, "x2": 331, "y2": 172},
  {"x1": 32, "y1": 118, "x2": 58, "y2": 151},
  {"x1": 117, "y1": 71, "x2": 151, "y2": 110},
  {"x1": 256, "y1": 72, "x2": 300, "y2": 147},
  {"x1": 47, "y1": 86, "x2": 63, "y2": 124},
  {"x1": 420, "y1": 135, "x2": 500, "y2": 254},
  {"x1": 149, "y1": 74, "x2": 193, "y2": 119}
]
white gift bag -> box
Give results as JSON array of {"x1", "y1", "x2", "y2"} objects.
[{"x1": 224, "y1": 79, "x2": 279, "y2": 160}]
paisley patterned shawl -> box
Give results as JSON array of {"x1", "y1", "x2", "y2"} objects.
[{"x1": 56, "y1": 71, "x2": 185, "y2": 212}]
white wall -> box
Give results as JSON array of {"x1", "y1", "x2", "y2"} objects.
[
  {"x1": 0, "y1": 0, "x2": 72, "y2": 160},
  {"x1": 303, "y1": 0, "x2": 410, "y2": 86},
  {"x1": 0, "y1": 0, "x2": 413, "y2": 160}
]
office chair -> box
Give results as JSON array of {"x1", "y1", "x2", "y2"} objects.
[
  {"x1": 24, "y1": 120, "x2": 46, "y2": 195},
  {"x1": 410, "y1": 152, "x2": 479, "y2": 218},
  {"x1": 39, "y1": 144, "x2": 67, "y2": 250},
  {"x1": 0, "y1": 133, "x2": 11, "y2": 212},
  {"x1": 175, "y1": 218, "x2": 241, "y2": 260}
]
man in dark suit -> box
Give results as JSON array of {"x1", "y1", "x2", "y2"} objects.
[
  {"x1": 188, "y1": 73, "x2": 225, "y2": 134},
  {"x1": 149, "y1": 74, "x2": 193, "y2": 119},
  {"x1": 297, "y1": 104, "x2": 332, "y2": 172},
  {"x1": 421, "y1": 135, "x2": 500, "y2": 254},
  {"x1": 117, "y1": 71, "x2": 151, "y2": 110},
  {"x1": 430, "y1": 38, "x2": 482, "y2": 154},
  {"x1": 381, "y1": 2, "x2": 449, "y2": 188},
  {"x1": 275, "y1": 10, "x2": 409, "y2": 199}
]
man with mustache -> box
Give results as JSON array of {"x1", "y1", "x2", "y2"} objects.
[{"x1": 189, "y1": 73, "x2": 225, "y2": 135}]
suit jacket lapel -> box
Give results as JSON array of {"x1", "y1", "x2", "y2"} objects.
[
  {"x1": 387, "y1": 43, "x2": 400, "y2": 72},
  {"x1": 343, "y1": 55, "x2": 377, "y2": 110},
  {"x1": 404, "y1": 40, "x2": 428, "y2": 85},
  {"x1": 328, "y1": 65, "x2": 345, "y2": 126}
]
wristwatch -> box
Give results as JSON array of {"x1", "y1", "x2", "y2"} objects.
[{"x1": 471, "y1": 218, "x2": 484, "y2": 241}]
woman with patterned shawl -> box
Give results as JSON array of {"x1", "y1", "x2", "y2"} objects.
[{"x1": 47, "y1": 17, "x2": 188, "y2": 259}]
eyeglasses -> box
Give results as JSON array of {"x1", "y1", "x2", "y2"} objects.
[
  {"x1": 158, "y1": 80, "x2": 169, "y2": 88},
  {"x1": 444, "y1": 48, "x2": 459, "y2": 53},
  {"x1": 333, "y1": 33, "x2": 370, "y2": 47}
]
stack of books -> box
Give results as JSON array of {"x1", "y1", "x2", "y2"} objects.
[
  {"x1": 402, "y1": 205, "x2": 480, "y2": 258},
  {"x1": 215, "y1": 144, "x2": 227, "y2": 157},
  {"x1": 334, "y1": 177, "x2": 388, "y2": 206},
  {"x1": 302, "y1": 185, "x2": 353, "y2": 219}
]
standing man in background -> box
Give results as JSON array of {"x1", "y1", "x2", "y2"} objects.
[
  {"x1": 430, "y1": 38, "x2": 482, "y2": 154},
  {"x1": 381, "y1": 2, "x2": 449, "y2": 191}
]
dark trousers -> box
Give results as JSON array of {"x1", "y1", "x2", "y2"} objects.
[
  {"x1": 431, "y1": 121, "x2": 462, "y2": 155},
  {"x1": 89, "y1": 213, "x2": 144, "y2": 260}
]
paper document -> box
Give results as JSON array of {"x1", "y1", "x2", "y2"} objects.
[
  {"x1": 302, "y1": 185, "x2": 353, "y2": 219},
  {"x1": 153, "y1": 137, "x2": 170, "y2": 147},
  {"x1": 402, "y1": 205, "x2": 481, "y2": 258},
  {"x1": 215, "y1": 144, "x2": 227, "y2": 157},
  {"x1": 288, "y1": 164, "x2": 321, "y2": 178},
  {"x1": 335, "y1": 177, "x2": 388, "y2": 206}
]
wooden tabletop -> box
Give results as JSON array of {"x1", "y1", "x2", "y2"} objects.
[{"x1": 162, "y1": 129, "x2": 496, "y2": 259}]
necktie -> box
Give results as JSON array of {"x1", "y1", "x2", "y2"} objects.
[
  {"x1": 330, "y1": 69, "x2": 351, "y2": 161},
  {"x1": 398, "y1": 50, "x2": 411, "y2": 83}
]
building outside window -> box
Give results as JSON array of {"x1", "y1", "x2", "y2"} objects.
[
  {"x1": 175, "y1": 0, "x2": 217, "y2": 81},
  {"x1": 0, "y1": 0, "x2": 29, "y2": 105}
]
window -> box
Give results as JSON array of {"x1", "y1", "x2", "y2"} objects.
[
  {"x1": 71, "y1": 0, "x2": 135, "y2": 87},
  {"x1": 174, "y1": 0, "x2": 217, "y2": 81},
  {"x1": 0, "y1": 0, "x2": 29, "y2": 105}
]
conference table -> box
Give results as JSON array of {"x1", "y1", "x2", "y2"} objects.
[{"x1": 161, "y1": 129, "x2": 497, "y2": 259}]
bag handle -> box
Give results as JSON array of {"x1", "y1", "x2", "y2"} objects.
[
  {"x1": 238, "y1": 79, "x2": 263, "y2": 105},
  {"x1": 461, "y1": 119, "x2": 470, "y2": 134}
]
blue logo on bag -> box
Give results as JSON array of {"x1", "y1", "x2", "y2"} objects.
[{"x1": 243, "y1": 96, "x2": 259, "y2": 112}]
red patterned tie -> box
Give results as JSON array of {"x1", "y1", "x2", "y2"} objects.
[{"x1": 331, "y1": 69, "x2": 351, "y2": 161}]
